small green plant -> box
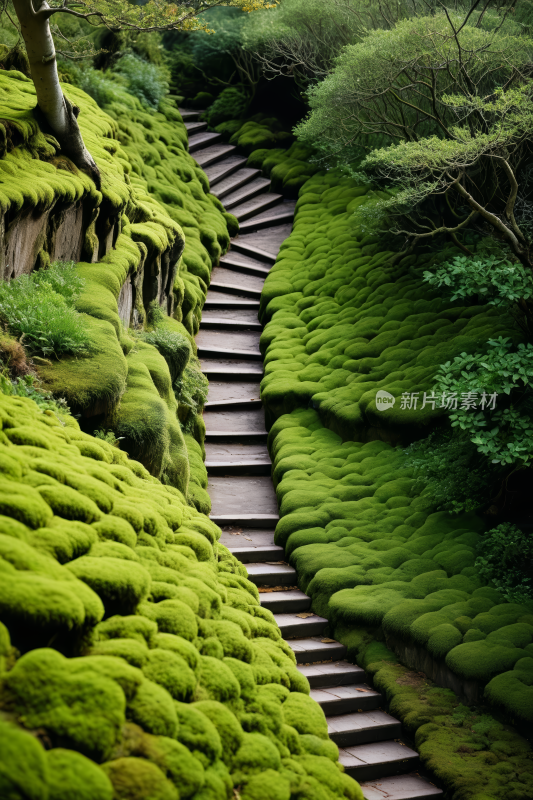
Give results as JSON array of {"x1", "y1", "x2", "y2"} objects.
[
  {"x1": 475, "y1": 522, "x2": 533, "y2": 603},
  {"x1": 0, "y1": 261, "x2": 91, "y2": 357},
  {"x1": 404, "y1": 428, "x2": 495, "y2": 515},
  {"x1": 0, "y1": 371, "x2": 71, "y2": 416},
  {"x1": 93, "y1": 429, "x2": 123, "y2": 447},
  {"x1": 138, "y1": 328, "x2": 191, "y2": 383}
]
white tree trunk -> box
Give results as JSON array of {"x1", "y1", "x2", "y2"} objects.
[{"x1": 12, "y1": 0, "x2": 100, "y2": 186}]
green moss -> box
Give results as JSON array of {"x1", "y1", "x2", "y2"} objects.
[
  {"x1": 0, "y1": 719, "x2": 49, "y2": 800},
  {"x1": 142, "y1": 648, "x2": 196, "y2": 701},
  {"x1": 282, "y1": 693, "x2": 328, "y2": 740},
  {"x1": 101, "y1": 757, "x2": 178, "y2": 800},
  {"x1": 3, "y1": 648, "x2": 127, "y2": 760},
  {"x1": 0, "y1": 79, "x2": 363, "y2": 800},
  {"x1": 128, "y1": 679, "x2": 179, "y2": 738},
  {"x1": 46, "y1": 748, "x2": 114, "y2": 800}
]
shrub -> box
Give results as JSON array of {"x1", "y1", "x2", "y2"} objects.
[
  {"x1": 475, "y1": 523, "x2": 533, "y2": 603},
  {"x1": 424, "y1": 255, "x2": 533, "y2": 310},
  {"x1": 433, "y1": 337, "x2": 533, "y2": 468},
  {"x1": 114, "y1": 53, "x2": 169, "y2": 109},
  {"x1": 0, "y1": 262, "x2": 91, "y2": 357},
  {"x1": 73, "y1": 66, "x2": 135, "y2": 108},
  {"x1": 404, "y1": 428, "x2": 495, "y2": 515}
]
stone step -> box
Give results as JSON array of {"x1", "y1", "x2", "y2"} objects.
[
  {"x1": 209, "y1": 280, "x2": 262, "y2": 299},
  {"x1": 204, "y1": 397, "x2": 263, "y2": 411},
  {"x1": 232, "y1": 193, "x2": 284, "y2": 222},
  {"x1": 219, "y1": 253, "x2": 271, "y2": 278},
  {"x1": 206, "y1": 460, "x2": 272, "y2": 476},
  {"x1": 213, "y1": 168, "x2": 262, "y2": 200},
  {"x1": 197, "y1": 346, "x2": 262, "y2": 361},
  {"x1": 297, "y1": 661, "x2": 366, "y2": 689},
  {"x1": 289, "y1": 637, "x2": 346, "y2": 664},
  {"x1": 204, "y1": 430, "x2": 268, "y2": 444},
  {"x1": 311, "y1": 684, "x2": 381, "y2": 715},
  {"x1": 201, "y1": 308, "x2": 260, "y2": 324},
  {"x1": 338, "y1": 741, "x2": 420, "y2": 784},
  {"x1": 359, "y1": 773, "x2": 443, "y2": 800},
  {"x1": 200, "y1": 361, "x2": 263, "y2": 381},
  {"x1": 210, "y1": 514, "x2": 279, "y2": 528},
  {"x1": 239, "y1": 206, "x2": 295, "y2": 233},
  {"x1": 260, "y1": 589, "x2": 311, "y2": 614},
  {"x1": 200, "y1": 317, "x2": 263, "y2": 332},
  {"x1": 230, "y1": 545, "x2": 285, "y2": 563},
  {"x1": 185, "y1": 121, "x2": 207, "y2": 133},
  {"x1": 236, "y1": 225, "x2": 292, "y2": 260},
  {"x1": 230, "y1": 240, "x2": 277, "y2": 263},
  {"x1": 194, "y1": 144, "x2": 237, "y2": 168},
  {"x1": 189, "y1": 131, "x2": 223, "y2": 153},
  {"x1": 205, "y1": 155, "x2": 248, "y2": 187},
  {"x1": 246, "y1": 562, "x2": 297, "y2": 586},
  {"x1": 204, "y1": 405, "x2": 265, "y2": 430},
  {"x1": 205, "y1": 442, "x2": 269, "y2": 459},
  {"x1": 206, "y1": 381, "x2": 261, "y2": 405},
  {"x1": 203, "y1": 298, "x2": 261, "y2": 311},
  {"x1": 327, "y1": 710, "x2": 402, "y2": 748},
  {"x1": 224, "y1": 178, "x2": 273, "y2": 210},
  {"x1": 274, "y1": 612, "x2": 329, "y2": 639},
  {"x1": 208, "y1": 477, "x2": 278, "y2": 519},
  {"x1": 197, "y1": 327, "x2": 261, "y2": 353},
  {"x1": 219, "y1": 526, "x2": 275, "y2": 547},
  {"x1": 179, "y1": 107, "x2": 203, "y2": 121}
]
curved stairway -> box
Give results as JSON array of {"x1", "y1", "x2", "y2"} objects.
[{"x1": 183, "y1": 108, "x2": 443, "y2": 800}]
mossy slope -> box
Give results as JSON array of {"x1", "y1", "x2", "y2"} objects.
[
  {"x1": 0, "y1": 392, "x2": 362, "y2": 800},
  {"x1": 0, "y1": 70, "x2": 233, "y2": 499},
  {"x1": 259, "y1": 170, "x2": 533, "y2": 793},
  {"x1": 259, "y1": 173, "x2": 515, "y2": 441}
]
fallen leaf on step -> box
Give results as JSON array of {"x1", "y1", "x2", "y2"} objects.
[
  {"x1": 321, "y1": 638, "x2": 336, "y2": 644},
  {"x1": 229, "y1": 532, "x2": 241, "y2": 536},
  {"x1": 295, "y1": 613, "x2": 314, "y2": 619},
  {"x1": 355, "y1": 688, "x2": 372, "y2": 693},
  {"x1": 243, "y1": 537, "x2": 252, "y2": 541}
]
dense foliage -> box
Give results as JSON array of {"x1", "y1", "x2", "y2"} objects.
[{"x1": 476, "y1": 523, "x2": 533, "y2": 602}]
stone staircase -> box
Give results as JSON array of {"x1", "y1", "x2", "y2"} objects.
[{"x1": 183, "y1": 108, "x2": 443, "y2": 800}]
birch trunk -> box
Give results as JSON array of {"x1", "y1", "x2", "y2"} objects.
[{"x1": 12, "y1": 0, "x2": 101, "y2": 186}]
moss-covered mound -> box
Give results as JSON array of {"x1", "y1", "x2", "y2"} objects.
[
  {"x1": 0, "y1": 391, "x2": 362, "y2": 800},
  {"x1": 214, "y1": 114, "x2": 294, "y2": 155},
  {"x1": 247, "y1": 142, "x2": 320, "y2": 197}
]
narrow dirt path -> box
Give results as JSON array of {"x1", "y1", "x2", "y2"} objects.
[{"x1": 184, "y1": 109, "x2": 443, "y2": 800}]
